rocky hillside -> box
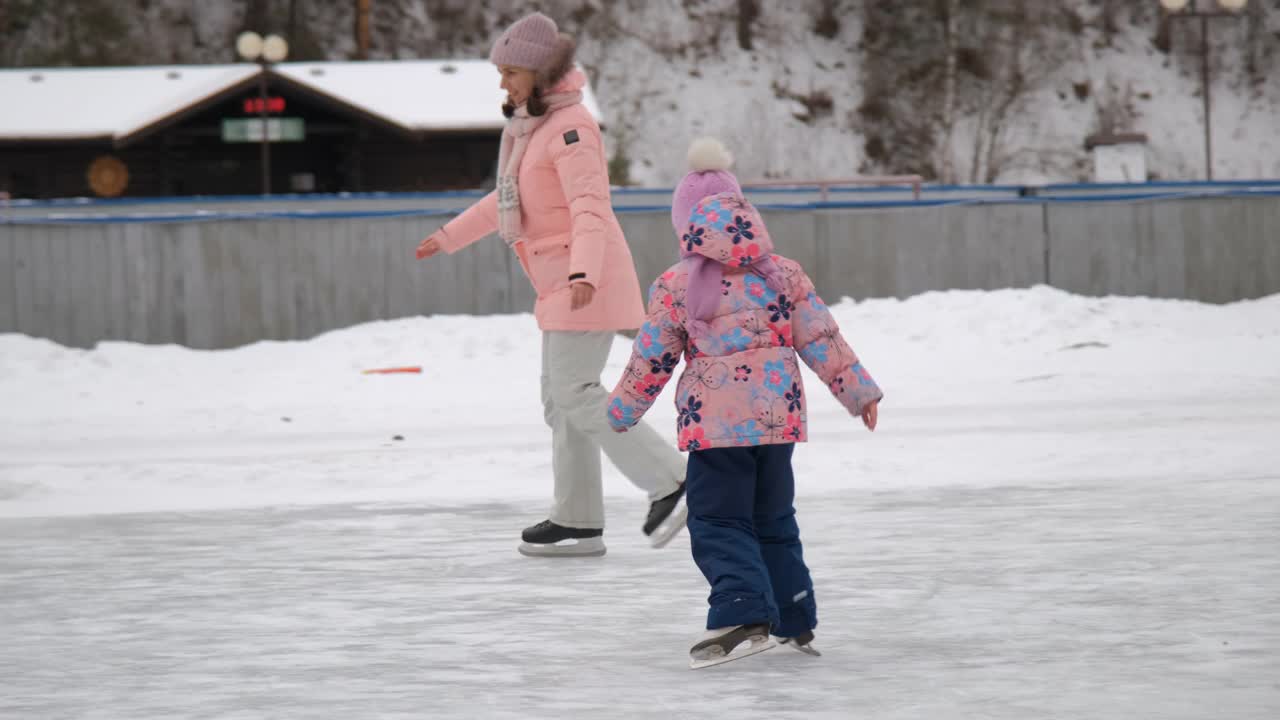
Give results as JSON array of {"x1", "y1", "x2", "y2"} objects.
[{"x1": 3, "y1": 0, "x2": 1278, "y2": 186}]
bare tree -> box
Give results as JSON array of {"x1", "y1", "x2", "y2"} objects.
[
  {"x1": 354, "y1": 0, "x2": 371, "y2": 59},
  {"x1": 243, "y1": 0, "x2": 271, "y2": 33},
  {"x1": 1092, "y1": 77, "x2": 1137, "y2": 138},
  {"x1": 861, "y1": 0, "x2": 1079, "y2": 183},
  {"x1": 961, "y1": 1, "x2": 1076, "y2": 182},
  {"x1": 859, "y1": 0, "x2": 947, "y2": 178},
  {"x1": 938, "y1": 0, "x2": 958, "y2": 183},
  {"x1": 737, "y1": 0, "x2": 760, "y2": 51}
]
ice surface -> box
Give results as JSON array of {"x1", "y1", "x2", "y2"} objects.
[{"x1": 2, "y1": 287, "x2": 1278, "y2": 717}]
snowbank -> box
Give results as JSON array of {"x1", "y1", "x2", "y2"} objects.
[{"x1": 2, "y1": 287, "x2": 1278, "y2": 518}]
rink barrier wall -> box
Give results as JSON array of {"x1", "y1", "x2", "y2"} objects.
[
  {"x1": 1, "y1": 193, "x2": 1278, "y2": 349},
  {"x1": 6, "y1": 179, "x2": 1280, "y2": 218}
]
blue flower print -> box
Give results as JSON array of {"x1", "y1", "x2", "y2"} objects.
[
  {"x1": 799, "y1": 341, "x2": 830, "y2": 366},
  {"x1": 731, "y1": 420, "x2": 764, "y2": 445},
  {"x1": 608, "y1": 397, "x2": 636, "y2": 429},
  {"x1": 806, "y1": 291, "x2": 827, "y2": 313},
  {"x1": 763, "y1": 360, "x2": 792, "y2": 396},
  {"x1": 719, "y1": 327, "x2": 752, "y2": 354},
  {"x1": 692, "y1": 200, "x2": 731, "y2": 232},
  {"x1": 636, "y1": 322, "x2": 663, "y2": 359},
  {"x1": 852, "y1": 362, "x2": 876, "y2": 386},
  {"x1": 743, "y1": 274, "x2": 778, "y2": 307},
  {"x1": 726, "y1": 215, "x2": 755, "y2": 244}
]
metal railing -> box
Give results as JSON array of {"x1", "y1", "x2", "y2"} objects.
[{"x1": 742, "y1": 175, "x2": 925, "y2": 201}]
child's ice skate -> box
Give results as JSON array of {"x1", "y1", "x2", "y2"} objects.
[
  {"x1": 777, "y1": 630, "x2": 821, "y2": 656},
  {"x1": 688, "y1": 623, "x2": 774, "y2": 669}
]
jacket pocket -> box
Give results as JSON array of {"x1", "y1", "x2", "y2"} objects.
[{"x1": 524, "y1": 233, "x2": 572, "y2": 298}]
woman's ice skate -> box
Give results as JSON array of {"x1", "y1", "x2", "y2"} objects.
[
  {"x1": 517, "y1": 520, "x2": 606, "y2": 558},
  {"x1": 643, "y1": 484, "x2": 687, "y2": 549}
]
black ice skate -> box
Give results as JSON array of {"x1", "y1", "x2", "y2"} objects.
[
  {"x1": 688, "y1": 623, "x2": 775, "y2": 669},
  {"x1": 518, "y1": 520, "x2": 606, "y2": 558},
  {"x1": 643, "y1": 484, "x2": 687, "y2": 549},
  {"x1": 777, "y1": 630, "x2": 822, "y2": 656}
]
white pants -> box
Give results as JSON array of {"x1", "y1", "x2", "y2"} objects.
[{"x1": 541, "y1": 331, "x2": 685, "y2": 528}]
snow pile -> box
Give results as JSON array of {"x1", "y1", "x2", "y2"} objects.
[{"x1": 2, "y1": 286, "x2": 1279, "y2": 518}]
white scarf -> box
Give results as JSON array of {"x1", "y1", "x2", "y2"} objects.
[{"x1": 495, "y1": 84, "x2": 584, "y2": 246}]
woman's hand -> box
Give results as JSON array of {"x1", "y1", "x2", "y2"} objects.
[
  {"x1": 415, "y1": 234, "x2": 443, "y2": 260},
  {"x1": 861, "y1": 401, "x2": 879, "y2": 432},
  {"x1": 570, "y1": 282, "x2": 596, "y2": 311}
]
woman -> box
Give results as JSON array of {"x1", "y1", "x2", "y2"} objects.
[{"x1": 415, "y1": 12, "x2": 686, "y2": 558}]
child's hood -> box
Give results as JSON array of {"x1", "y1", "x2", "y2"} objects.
[{"x1": 678, "y1": 192, "x2": 775, "y2": 269}]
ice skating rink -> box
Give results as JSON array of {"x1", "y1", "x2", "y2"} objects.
[{"x1": 3, "y1": 288, "x2": 1278, "y2": 718}]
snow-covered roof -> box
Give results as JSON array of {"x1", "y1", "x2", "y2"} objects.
[
  {"x1": 0, "y1": 60, "x2": 604, "y2": 143},
  {"x1": 0, "y1": 65, "x2": 259, "y2": 142},
  {"x1": 274, "y1": 60, "x2": 604, "y2": 132}
]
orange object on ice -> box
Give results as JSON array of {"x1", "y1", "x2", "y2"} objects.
[{"x1": 361, "y1": 366, "x2": 423, "y2": 375}]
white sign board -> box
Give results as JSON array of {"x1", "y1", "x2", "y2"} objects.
[
  {"x1": 222, "y1": 118, "x2": 305, "y2": 143},
  {"x1": 1092, "y1": 143, "x2": 1147, "y2": 183}
]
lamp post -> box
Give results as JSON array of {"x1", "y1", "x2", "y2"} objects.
[
  {"x1": 1158, "y1": 0, "x2": 1248, "y2": 181},
  {"x1": 236, "y1": 31, "x2": 289, "y2": 195}
]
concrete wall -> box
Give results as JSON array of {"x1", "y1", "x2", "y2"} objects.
[
  {"x1": 2, "y1": 195, "x2": 1277, "y2": 349},
  {"x1": 1047, "y1": 195, "x2": 1280, "y2": 303}
]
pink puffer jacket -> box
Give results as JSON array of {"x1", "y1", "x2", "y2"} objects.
[
  {"x1": 433, "y1": 70, "x2": 645, "y2": 332},
  {"x1": 606, "y1": 193, "x2": 883, "y2": 451}
]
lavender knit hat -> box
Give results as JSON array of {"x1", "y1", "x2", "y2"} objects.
[
  {"x1": 490, "y1": 12, "x2": 574, "y2": 85},
  {"x1": 671, "y1": 138, "x2": 743, "y2": 234}
]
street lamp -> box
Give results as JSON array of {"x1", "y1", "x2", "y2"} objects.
[
  {"x1": 1159, "y1": 0, "x2": 1248, "y2": 181},
  {"x1": 236, "y1": 31, "x2": 289, "y2": 195}
]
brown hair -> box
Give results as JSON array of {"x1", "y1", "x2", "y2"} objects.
[{"x1": 503, "y1": 88, "x2": 548, "y2": 118}]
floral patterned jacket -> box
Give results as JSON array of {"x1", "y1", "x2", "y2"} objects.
[{"x1": 605, "y1": 192, "x2": 883, "y2": 451}]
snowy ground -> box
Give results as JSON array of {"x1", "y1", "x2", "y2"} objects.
[{"x1": 3, "y1": 287, "x2": 1280, "y2": 718}]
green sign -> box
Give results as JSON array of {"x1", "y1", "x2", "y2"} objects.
[{"x1": 222, "y1": 117, "x2": 306, "y2": 143}]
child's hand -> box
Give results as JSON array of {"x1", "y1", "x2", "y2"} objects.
[{"x1": 861, "y1": 401, "x2": 878, "y2": 431}]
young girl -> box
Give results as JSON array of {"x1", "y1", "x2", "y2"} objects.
[{"x1": 606, "y1": 139, "x2": 883, "y2": 667}]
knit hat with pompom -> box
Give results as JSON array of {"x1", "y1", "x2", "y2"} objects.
[{"x1": 671, "y1": 137, "x2": 743, "y2": 235}]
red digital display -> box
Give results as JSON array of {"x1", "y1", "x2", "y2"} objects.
[{"x1": 243, "y1": 97, "x2": 286, "y2": 114}]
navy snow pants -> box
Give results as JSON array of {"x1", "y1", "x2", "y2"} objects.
[{"x1": 685, "y1": 443, "x2": 817, "y2": 638}]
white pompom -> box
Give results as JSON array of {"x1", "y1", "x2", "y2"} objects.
[{"x1": 687, "y1": 137, "x2": 733, "y2": 172}]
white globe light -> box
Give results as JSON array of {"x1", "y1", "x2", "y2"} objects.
[
  {"x1": 262, "y1": 35, "x2": 289, "y2": 63},
  {"x1": 236, "y1": 31, "x2": 264, "y2": 60},
  {"x1": 1218, "y1": 0, "x2": 1248, "y2": 10},
  {"x1": 1159, "y1": 0, "x2": 1190, "y2": 10}
]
